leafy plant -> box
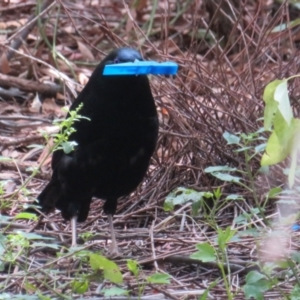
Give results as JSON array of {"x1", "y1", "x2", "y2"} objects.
[
  {"x1": 261, "y1": 77, "x2": 300, "y2": 187},
  {"x1": 164, "y1": 187, "x2": 213, "y2": 215},
  {"x1": 190, "y1": 227, "x2": 237, "y2": 300},
  {"x1": 120, "y1": 259, "x2": 171, "y2": 299}
]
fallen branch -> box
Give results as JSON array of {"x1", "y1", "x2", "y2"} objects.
[{"x1": 0, "y1": 73, "x2": 62, "y2": 95}]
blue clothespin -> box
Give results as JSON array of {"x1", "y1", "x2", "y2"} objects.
[
  {"x1": 103, "y1": 61, "x2": 178, "y2": 76},
  {"x1": 292, "y1": 224, "x2": 300, "y2": 231}
]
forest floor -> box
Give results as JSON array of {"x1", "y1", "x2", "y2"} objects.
[{"x1": 1, "y1": 1, "x2": 300, "y2": 299}]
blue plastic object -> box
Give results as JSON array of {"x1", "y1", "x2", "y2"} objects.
[
  {"x1": 292, "y1": 224, "x2": 300, "y2": 231},
  {"x1": 103, "y1": 61, "x2": 178, "y2": 76}
]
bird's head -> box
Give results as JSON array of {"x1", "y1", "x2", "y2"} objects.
[
  {"x1": 103, "y1": 48, "x2": 143, "y2": 64},
  {"x1": 88, "y1": 48, "x2": 148, "y2": 88}
]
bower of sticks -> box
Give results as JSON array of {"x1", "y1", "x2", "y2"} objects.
[{"x1": 1, "y1": 1, "x2": 300, "y2": 299}]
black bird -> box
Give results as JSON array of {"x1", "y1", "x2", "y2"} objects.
[{"x1": 35, "y1": 48, "x2": 158, "y2": 255}]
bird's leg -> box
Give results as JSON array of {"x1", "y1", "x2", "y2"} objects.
[
  {"x1": 71, "y1": 215, "x2": 77, "y2": 247},
  {"x1": 108, "y1": 214, "x2": 120, "y2": 256}
]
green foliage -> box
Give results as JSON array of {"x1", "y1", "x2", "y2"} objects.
[
  {"x1": 199, "y1": 281, "x2": 218, "y2": 300},
  {"x1": 262, "y1": 77, "x2": 300, "y2": 187},
  {"x1": 190, "y1": 242, "x2": 216, "y2": 262},
  {"x1": 123, "y1": 259, "x2": 170, "y2": 297},
  {"x1": 291, "y1": 285, "x2": 300, "y2": 300},
  {"x1": 71, "y1": 279, "x2": 89, "y2": 294},
  {"x1": 190, "y1": 227, "x2": 237, "y2": 300},
  {"x1": 163, "y1": 73, "x2": 300, "y2": 299},
  {"x1": 243, "y1": 271, "x2": 271, "y2": 300},
  {"x1": 164, "y1": 187, "x2": 213, "y2": 215},
  {"x1": 217, "y1": 226, "x2": 237, "y2": 249},
  {"x1": 89, "y1": 253, "x2": 123, "y2": 284},
  {"x1": 127, "y1": 259, "x2": 140, "y2": 276},
  {"x1": 79, "y1": 231, "x2": 94, "y2": 242},
  {"x1": 3, "y1": 102, "x2": 88, "y2": 219},
  {"x1": 147, "y1": 273, "x2": 171, "y2": 284},
  {"x1": 14, "y1": 212, "x2": 38, "y2": 221},
  {"x1": 271, "y1": 16, "x2": 300, "y2": 32},
  {"x1": 52, "y1": 104, "x2": 89, "y2": 154}
]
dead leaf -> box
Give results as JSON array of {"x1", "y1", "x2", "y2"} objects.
[
  {"x1": 77, "y1": 41, "x2": 94, "y2": 61},
  {"x1": 4, "y1": 180, "x2": 16, "y2": 193},
  {"x1": 0, "y1": 53, "x2": 10, "y2": 74},
  {"x1": 42, "y1": 98, "x2": 67, "y2": 117},
  {"x1": 29, "y1": 93, "x2": 42, "y2": 113},
  {"x1": 78, "y1": 72, "x2": 89, "y2": 86}
]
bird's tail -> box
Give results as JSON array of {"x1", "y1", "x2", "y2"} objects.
[
  {"x1": 26, "y1": 178, "x2": 62, "y2": 215},
  {"x1": 38, "y1": 178, "x2": 62, "y2": 213},
  {"x1": 27, "y1": 175, "x2": 92, "y2": 223}
]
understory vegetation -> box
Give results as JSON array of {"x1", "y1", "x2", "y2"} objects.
[{"x1": 1, "y1": 0, "x2": 300, "y2": 299}]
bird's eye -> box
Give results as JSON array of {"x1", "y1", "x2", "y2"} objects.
[{"x1": 114, "y1": 58, "x2": 119, "y2": 64}]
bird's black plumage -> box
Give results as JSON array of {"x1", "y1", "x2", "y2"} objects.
[{"x1": 35, "y1": 48, "x2": 158, "y2": 250}]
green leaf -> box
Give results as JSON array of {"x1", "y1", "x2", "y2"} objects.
[
  {"x1": 61, "y1": 141, "x2": 77, "y2": 154},
  {"x1": 246, "y1": 271, "x2": 266, "y2": 284},
  {"x1": 271, "y1": 23, "x2": 288, "y2": 32},
  {"x1": 13, "y1": 231, "x2": 53, "y2": 240},
  {"x1": 291, "y1": 252, "x2": 300, "y2": 263},
  {"x1": 23, "y1": 282, "x2": 37, "y2": 293},
  {"x1": 210, "y1": 172, "x2": 241, "y2": 183},
  {"x1": 71, "y1": 279, "x2": 89, "y2": 294},
  {"x1": 223, "y1": 131, "x2": 240, "y2": 144},
  {"x1": 14, "y1": 212, "x2": 38, "y2": 221},
  {"x1": 262, "y1": 116, "x2": 300, "y2": 168},
  {"x1": 37, "y1": 293, "x2": 51, "y2": 300},
  {"x1": 271, "y1": 18, "x2": 300, "y2": 32},
  {"x1": 0, "y1": 234, "x2": 7, "y2": 256},
  {"x1": 31, "y1": 242, "x2": 60, "y2": 250},
  {"x1": 164, "y1": 187, "x2": 212, "y2": 212},
  {"x1": 191, "y1": 200, "x2": 202, "y2": 216},
  {"x1": 288, "y1": 126, "x2": 300, "y2": 187},
  {"x1": 102, "y1": 287, "x2": 128, "y2": 296},
  {"x1": 243, "y1": 271, "x2": 270, "y2": 300},
  {"x1": 234, "y1": 214, "x2": 249, "y2": 225},
  {"x1": 259, "y1": 165, "x2": 269, "y2": 174},
  {"x1": 127, "y1": 259, "x2": 139, "y2": 277},
  {"x1": 190, "y1": 242, "x2": 216, "y2": 262},
  {"x1": 89, "y1": 253, "x2": 123, "y2": 284},
  {"x1": 199, "y1": 280, "x2": 218, "y2": 300},
  {"x1": 235, "y1": 146, "x2": 252, "y2": 153},
  {"x1": 147, "y1": 273, "x2": 171, "y2": 284},
  {"x1": 263, "y1": 79, "x2": 282, "y2": 130},
  {"x1": 261, "y1": 131, "x2": 287, "y2": 165},
  {"x1": 213, "y1": 187, "x2": 222, "y2": 199},
  {"x1": 226, "y1": 194, "x2": 244, "y2": 201},
  {"x1": 274, "y1": 80, "x2": 292, "y2": 125},
  {"x1": 254, "y1": 143, "x2": 266, "y2": 153},
  {"x1": 204, "y1": 166, "x2": 236, "y2": 173},
  {"x1": 291, "y1": 284, "x2": 300, "y2": 300},
  {"x1": 217, "y1": 227, "x2": 237, "y2": 249},
  {"x1": 267, "y1": 187, "x2": 282, "y2": 198}
]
